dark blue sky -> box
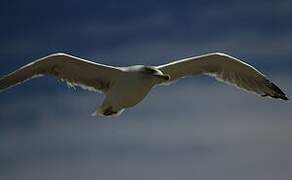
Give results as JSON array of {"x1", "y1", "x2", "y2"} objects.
[
  {"x1": 1, "y1": 0, "x2": 291, "y2": 66},
  {"x1": 0, "y1": 1, "x2": 292, "y2": 180}
]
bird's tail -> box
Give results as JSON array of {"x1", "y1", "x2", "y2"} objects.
[{"x1": 91, "y1": 106, "x2": 125, "y2": 117}]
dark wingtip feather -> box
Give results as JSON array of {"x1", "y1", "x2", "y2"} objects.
[
  {"x1": 279, "y1": 95, "x2": 289, "y2": 101},
  {"x1": 268, "y1": 81, "x2": 289, "y2": 101}
]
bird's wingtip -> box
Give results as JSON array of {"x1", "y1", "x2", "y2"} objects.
[
  {"x1": 266, "y1": 81, "x2": 289, "y2": 101},
  {"x1": 272, "y1": 92, "x2": 289, "y2": 101},
  {"x1": 0, "y1": 86, "x2": 7, "y2": 93},
  {"x1": 281, "y1": 95, "x2": 289, "y2": 101}
]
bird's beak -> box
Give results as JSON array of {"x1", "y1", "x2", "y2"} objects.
[{"x1": 154, "y1": 74, "x2": 170, "y2": 81}]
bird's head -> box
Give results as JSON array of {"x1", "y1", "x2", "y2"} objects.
[
  {"x1": 140, "y1": 66, "x2": 170, "y2": 81},
  {"x1": 126, "y1": 65, "x2": 170, "y2": 81}
]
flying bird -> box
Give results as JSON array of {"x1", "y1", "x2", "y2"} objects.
[{"x1": 0, "y1": 52, "x2": 288, "y2": 116}]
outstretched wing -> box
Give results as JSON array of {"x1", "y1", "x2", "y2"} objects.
[
  {"x1": 0, "y1": 53, "x2": 123, "y2": 93},
  {"x1": 157, "y1": 52, "x2": 288, "y2": 100}
]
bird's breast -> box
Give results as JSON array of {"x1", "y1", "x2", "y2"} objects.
[{"x1": 107, "y1": 75, "x2": 155, "y2": 108}]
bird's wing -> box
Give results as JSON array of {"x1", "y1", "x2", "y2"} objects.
[
  {"x1": 157, "y1": 52, "x2": 288, "y2": 100},
  {"x1": 0, "y1": 53, "x2": 124, "y2": 93}
]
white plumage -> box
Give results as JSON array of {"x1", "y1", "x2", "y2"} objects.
[{"x1": 0, "y1": 52, "x2": 288, "y2": 116}]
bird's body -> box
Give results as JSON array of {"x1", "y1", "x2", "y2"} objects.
[
  {"x1": 97, "y1": 67, "x2": 160, "y2": 116},
  {"x1": 0, "y1": 52, "x2": 288, "y2": 116}
]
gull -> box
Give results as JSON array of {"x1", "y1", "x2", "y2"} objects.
[{"x1": 0, "y1": 52, "x2": 288, "y2": 116}]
